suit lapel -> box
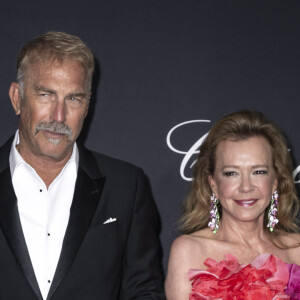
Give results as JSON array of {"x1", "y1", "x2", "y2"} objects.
[
  {"x1": 0, "y1": 137, "x2": 105, "y2": 300},
  {"x1": 0, "y1": 167, "x2": 42, "y2": 300},
  {"x1": 47, "y1": 145, "x2": 105, "y2": 299}
]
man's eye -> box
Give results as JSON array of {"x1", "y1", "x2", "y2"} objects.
[
  {"x1": 223, "y1": 171, "x2": 236, "y2": 177},
  {"x1": 67, "y1": 96, "x2": 83, "y2": 107},
  {"x1": 69, "y1": 97, "x2": 80, "y2": 102}
]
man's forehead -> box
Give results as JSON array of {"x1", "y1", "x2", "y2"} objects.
[
  {"x1": 22, "y1": 58, "x2": 92, "y2": 93},
  {"x1": 28, "y1": 58, "x2": 85, "y2": 72},
  {"x1": 24, "y1": 59, "x2": 88, "y2": 87}
]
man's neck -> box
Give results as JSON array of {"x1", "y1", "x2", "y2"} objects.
[{"x1": 16, "y1": 144, "x2": 72, "y2": 188}]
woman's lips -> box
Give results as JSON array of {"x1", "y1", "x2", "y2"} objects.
[{"x1": 234, "y1": 199, "x2": 258, "y2": 207}]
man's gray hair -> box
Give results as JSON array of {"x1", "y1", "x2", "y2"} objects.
[{"x1": 17, "y1": 31, "x2": 95, "y2": 95}]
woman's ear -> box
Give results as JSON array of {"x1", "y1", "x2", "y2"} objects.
[
  {"x1": 9, "y1": 82, "x2": 22, "y2": 115},
  {"x1": 272, "y1": 178, "x2": 278, "y2": 194},
  {"x1": 208, "y1": 175, "x2": 218, "y2": 198}
]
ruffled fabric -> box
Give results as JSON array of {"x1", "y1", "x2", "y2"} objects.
[
  {"x1": 285, "y1": 263, "x2": 300, "y2": 299},
  {"x1": 189, "y1": 254, "x2": 291, "y2": 299}
]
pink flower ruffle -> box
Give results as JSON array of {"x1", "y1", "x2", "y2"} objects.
[
  {"x1": 189, "y1": 254, "x2": 290, "y2": 300},
  {"x1": 285, "y1": 263, "x2": 300, "y2": 299}
]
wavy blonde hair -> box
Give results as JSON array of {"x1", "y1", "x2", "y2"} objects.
[{"x1": 180, "y1": 110, "x2": 299, "y2": 237}]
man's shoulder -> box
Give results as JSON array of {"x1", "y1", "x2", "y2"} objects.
[
  {"x1": 0, "y1": 136, "x2": 14, "y2": 171},
  {"x1": 93, "y1": 151, "x2": 140, "y2": 169},
  {"x1": 0, "y1": 136, "x2": 14, "y2": 154},
  {"x1": 82, "y1": 146, "x2": 143, "y2": 179}
]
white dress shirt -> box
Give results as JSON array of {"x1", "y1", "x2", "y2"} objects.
[{"x1": 9, "y1": 131, "x2": 78, "y2": 300}]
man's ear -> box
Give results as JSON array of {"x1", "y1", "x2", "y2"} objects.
[
  {"x1": 9, "y1": 82, "x2": 22, "y2": 115},
  {"x1": 84, "y1": 100, "x2": 90, "y2": 118}
]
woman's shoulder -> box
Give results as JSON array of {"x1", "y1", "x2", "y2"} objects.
[
  {"x1": 165, "y1": 233, "x2": 205, "y2": 300},
  {"x1": 278, "y1": 231, "x2": 300, "y2": 246},
  {"x1": 169, "y1": 229, "x2": 215, "y2": 265},
  {"x1": 171, "y1": 229, "x2": 213, "y2": 250},
  {"x1": 169, "y1": 234, "x2": 201, "y2": 258},
  {"x1": 166, "y1": 230, "x2": 214, "y2": 297},
  {"x1": 277, "y1": 231, "x2": 300, "y2": 264}
]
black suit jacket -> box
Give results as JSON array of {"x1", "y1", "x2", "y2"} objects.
[{"x1": 0, "y1": 137, "x2": 165, "y2": 299}]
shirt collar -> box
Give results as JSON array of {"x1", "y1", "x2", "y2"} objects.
[{"x1": 9, "y1": 130, "x2": 79, "y2": 178}]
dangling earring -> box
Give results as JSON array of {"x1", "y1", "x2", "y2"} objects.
[
  {"x1": 267, "y1": 190, "x2": 279, "y2": 232},
  {"x1": 208, "y1": 193, "x2": 220, "y2": 234}
]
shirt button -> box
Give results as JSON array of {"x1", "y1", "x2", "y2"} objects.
[
  {"x1": 48, "y1": 280, "x2": 51, "y2": 283},
  {"x1": 48, "y1": 233, "x2": 50, "y2": 236},
  {"x1": 40, "y1": 189, "x2": 43, "y2": 192}
]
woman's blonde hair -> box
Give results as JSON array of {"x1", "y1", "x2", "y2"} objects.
[{"x1": 180, "y1": 110, "x2": 299, "y2": 236}]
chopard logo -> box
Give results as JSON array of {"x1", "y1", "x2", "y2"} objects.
[
  {"x1": 293, "y1": 166, "x2": 300, "y2": 185},
  {"x1": 166, "y1": 120, "x2": 210, "y2": 181},
  {"x1": 167, "y1": 119, "x2": 300, "y2": 184}
]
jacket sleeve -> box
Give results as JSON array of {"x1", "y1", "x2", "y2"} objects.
[{"x1": 119, "y1": 169, "x2": 165, "y2": 299}]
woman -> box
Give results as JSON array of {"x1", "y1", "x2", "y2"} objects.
[{"x1": 165, "y1": 110, "x2": 300, "y2": 299}]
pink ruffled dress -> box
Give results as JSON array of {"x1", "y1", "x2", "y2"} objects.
[{"x1": 189, "y1": 254, "x2": 300, "y2": 299}]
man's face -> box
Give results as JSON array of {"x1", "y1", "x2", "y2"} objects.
[{"x1": 9, "y1": 59, "x2": 90, "y2": 162}]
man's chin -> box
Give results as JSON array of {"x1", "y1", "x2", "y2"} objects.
[{"x1": 38, "y1": 141, "x2": 73, "y2": 161}]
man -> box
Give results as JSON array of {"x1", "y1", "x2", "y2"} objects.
[{"x1": 0, "y1": 32, "x2": 164, "y2": 299}]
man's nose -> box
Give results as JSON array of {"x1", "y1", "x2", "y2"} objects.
[{"x1": 51, "y1": 100, "x2": 66, "y2": 123}]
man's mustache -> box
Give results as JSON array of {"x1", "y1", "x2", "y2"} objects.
[{"x1": 35, "y1": 121, "x2": 72, "y2": 140}]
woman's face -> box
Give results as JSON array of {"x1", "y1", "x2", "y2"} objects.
[{"x1": 209, "y1": 136, "x2": 278, "y2": 224}]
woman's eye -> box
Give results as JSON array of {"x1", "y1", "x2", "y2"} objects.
[
  {"x1": 223, "y1": 171, "x2": 236, "y2": 177},
  {"x1": 254, "y1": 170, "x2": 268, "y2": 175}
]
